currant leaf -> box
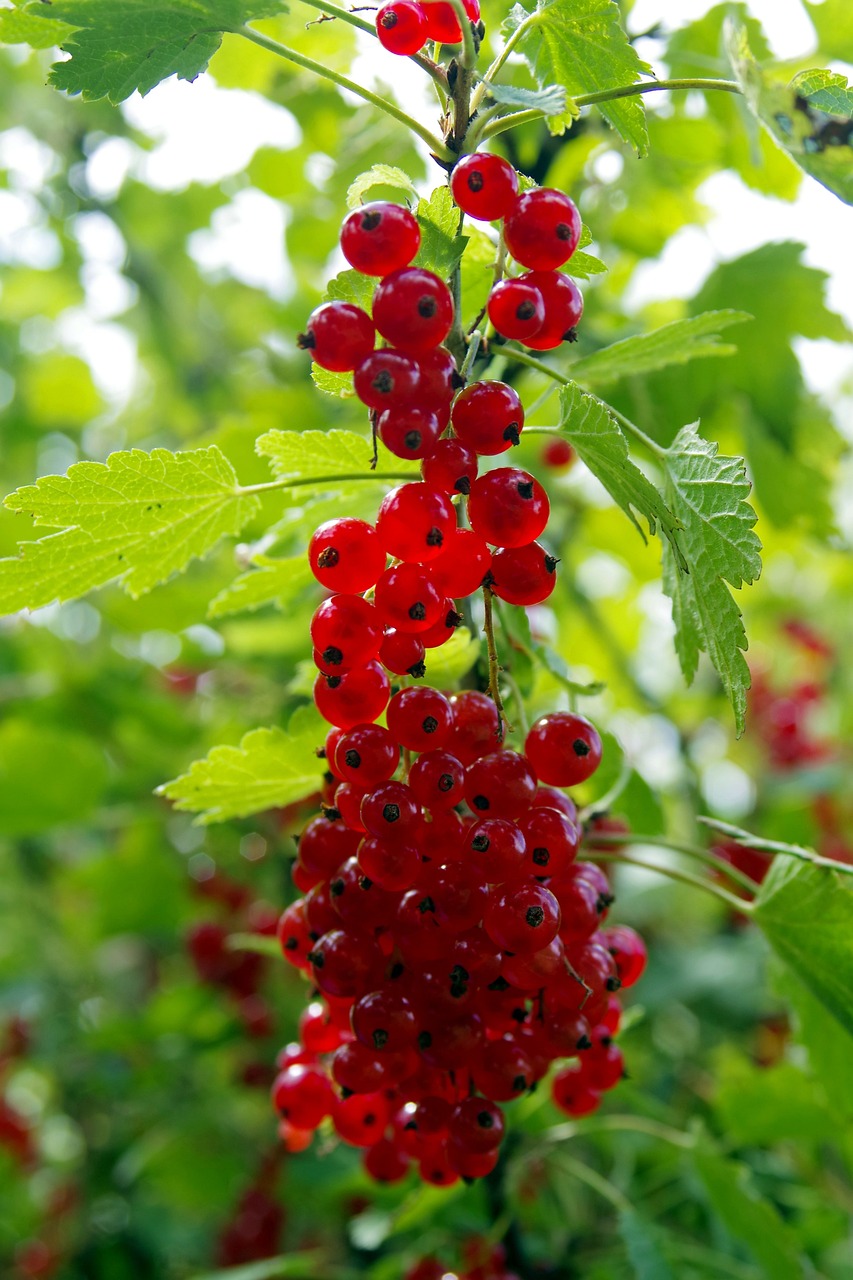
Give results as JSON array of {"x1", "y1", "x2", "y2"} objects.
[
  {"x1": 208, "y1": 553, "x2": 314, "y2": 619},
  {"x1": 0, "y1": 1, "x2": 73, "y2": 48},
  {"x1": 158, "y1": 705, "x2": 328, "y2": 823},
  {"x1": 345, "y1": 165, "x2": 418, "y2": 211},
  {"x1": 256, "y1": 429, "x2": 418, "y2": 483},
  {"x1": 413, "y1": 186, "x2": 467, "y2": 277},
  {"x1": 0, "y1": 446, "x2": 259, "y2": 613},
  {"x1": 571, "y1": 310, "x2": 752, "y2": 384}
]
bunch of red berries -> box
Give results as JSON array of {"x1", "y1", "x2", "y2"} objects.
[
  {"x1": 406, "y1": 1238, "x2": 519, "y2": 1280},
  {"x1": 376, "y1": 0, "x2": 480, "y2": 58}
]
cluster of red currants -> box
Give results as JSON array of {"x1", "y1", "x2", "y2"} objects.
[
  {"x1": 376, "y1": 0, "x2": 480, "y2": 58},
  {"x1": 406, "y1": 1238, "x2": 520, "y2": 1280}
]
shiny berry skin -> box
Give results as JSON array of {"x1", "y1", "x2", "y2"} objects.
[
  {"x1": 447, "y1": 690, "x2": 501, "y2": 764},
  {"x1": 525, "y1": 712, "x2": 602, "y2": 786},
  {"x1": 501, "y1": 936, "x2": 566, "y2": 989},
  {"x1": 354, "y1": 348, "x2": 421, "y2": 410},
  {"x1": 601, "y1": 925, "x2": 647, "y2": 989},
  {"x1": 297, "y1": 301, "x2": 375, "y2": 371},
  {"x1": 418, "y1": 346, "x2": 459, "y2": 409},
  {"x1": 488, "y1": 276, "x2": 547, "y2": 343},
  {"x1": 504, "y1": 188, "x2": 582, "y2": 270},
  {"x1": 333, "y1": 1090, "x2": 392, "y2": 1147},
  {"x1": 471, "y1": 1038, "x2": 532, "y2": 1101},
  {"x1": 364, "y1": 1137, "x2": 411, "y2": 1183},
  {"x1": 542, "y1": 437, "x2": 575, "y2": 468},
  {"x1": 298, "y1": 812, "x2": 360, "y2": 880},
  {"x1": 340, "y1": 201, "x2": 420, "y2": 276},
  {"x1": 309, "y1": 929, "x2": 385, "y2": 998},
  {"x1": 299, "y1": 1000, "x2": 344, "y2": 1055},
  {"x1": 352, "y1": 989, "x2": 417, "y2": 1052},
  {"x1": 376, "y1": 483, "x2": 456, "y2": 562},
  {"x1": 379, "y1": 629, "x2": 426, "y2": 677},
  {"x1": 553, "y1": 875, "x2": 602, "y2": 945},
  {"x1": 334, "y1": 781, "x2": 368, "y2": 831},
  {"x1": 421, "y1": 438, "x2": 478, "y2": 495},
  {"x1": 552, "y1": 1064, "x2": 602, "y2": 1117},
  {"x1": 521, "y1": 270, "x2": 584, "y2": 350},
  {"x1": 419, "y1": 601, "x2": 463, "y2": 648},
  {"x1": 451, "y1": 380, "x2": 524, "y2": 455},
  {"x1": 450, "y1": 152, "x2": 518, "y2": 221},
  {"x1": 334, "y1": 723, "x2": 399, "y2": 788},
  {"x1": 378, "y1": 404, "x2": 444, "y2": 461},
  {"x1": 483, "y1": 881, "x2": 561, "y2": 953},
  {"x1": 310, "y1": 594, "x2": 382, "y2": 672},
  {"x1": 271, "y1": 1063, "x2": 335, "y2": 1129},
  {"x1": 466, "y1": 817, "x2": 527, "y2": 882},
  {"x1": 373, "y1": 267, "x2": 454, "y2": 352},
  {"x1": 376, "y1": 0, "x2": 428, "y2": 54},
  {"x1": 464, "y1": 749, "x2": 537, "y2": 819},
  {"x1": 423, "y1": 0, "x2": 479, "y2": 43},
  {"x1": 517, "y1": 805, "x2": 580, "y2": 878},
  {"x1": 468, "y1": 468, "x2": 550, "y2": 547},
  {"x1": 361, "y1": 780, "x2": 420, "y2": 841},
  {"x1": 308, "y1": 518, "x2": 386, "y2": 593},
  {"x1": 451, "y1": 1097, "x2": 505, "y2": 1152},
  {"x1": 490, "y1": 541, "x2": 558, "y2": 606},
  {"x1": 313, "y1": 661, "x2": 390, "y2": 728},
  {"x1": 374, "y1": 563, "x2": 444, "y2": 634},
  {"x1": 408, "y1": 749, "x2": 465, "y2": 811},
  {"x1": 276, "y1": 901, "x2": 314, "y2": 970},
  {"x1": 357, "y1": 835, "x2": 421, "y2": 890},
  {"x1": 387, "y1": 687, "x2": 453, "y2": 751},
  {"x1": 428, "y1": 530, "x2": 489, "y2": 600}
]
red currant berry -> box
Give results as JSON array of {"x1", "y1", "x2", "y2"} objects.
[
  {"x1": 360, "y1": 780, "x2": 420, "y2": 841},
  {"x1": 490, "y1": 541, "x2": 558, "y2": 606},
  {"x1": 451, "y1": 1097, "x2": 505, "y2": 1152},
  {"x1": 364, "y1": 1136, "x2": 411, "y2": 1182},
  {"x1": 329, "y1": 856, "x2": 395, "y2": 929},
  {"x1": 373, "y1": 267, "x2": 454, "y2": 352},
  {"x1": 501, "y1": 936, "x2": 566, "y2": 990},
  {"x1": 334, "y1": 722, "x2": 399, "y2": 788},
  {"x1": 332, "y1": 1040, "x2": 391, "y2": 1093},
  {"x1": 379, "y1": 629, "x2": 426, "y2": 678},
  {"x1": 504, "y1": 188, "x2": 582, "y2": 270},
  {"x1": 376, "y1": 482, "x2": 456, "y2": 563},
  {"x1": 542, "y1": 437, "x2": 575, "y2": 469},
  {"x1": 451, "y1": 380, "x2": 524, "y2": 455},
  {"x1": 310, "y1": 594, "x2": 382, "y2": 673},
  {"x1": 464, "y1": 749, "x2": 537, "y2": 819},
  {"x1": 600, "y1": 925, "x2": 647, "y2": 989},
  {"x1": 313, "y1": 661, "x2": 390, "y2": 729},
  {"x1": 334, "y1": 781, "x2": 368, "y2": 831},
  {"x1": 299, "y1": 1000, "x2": 345, "y2": 1055},
  {"x1": 376, "y1": 0, "x2": 428, "y2": 54},
  {"x1": 297, "y1": 301, "x2": 375, "y2": 371},
  {"x1": 483, "y1": 882, "x2": 561, "y2": 953},
  {"x1": 378, "y1": 404, "x2": 444, "y2": 461},
  {"x1": 422, "y1": 0, "x2": 479, "y2": 43},
  {"x1": 418, "y1": 601, "x2": 463, "y2": 649},
  {"x1": 468, "y1": 468, "x2": 550, "y2": 547},
  {"x1": 417, "y1": 346, "x2": 460, "y2": 409},
  {"x1": 487, "y1": 276, "x2": 546, "y2": 341},
  {"x1": 525, "y1": 712, "x2": 602, "y2": 786},
  {"x1": 357, "y1": 835, "x2": 421, "y2": 891},
  {"x1": 354, "y1": 348, "x2": 421, "y2": 410},
  {"x1": 447, "y1": 690, "x2": 501, "y2": 764},
  {"x1": 418, "y1": 1146, "x2": 460, "y2": 1187},
  {"x1": 309, "y1": 929, "x2": 385, "y2": 999},
  {"x1": 552, "y1": 1064, "x2": 602, "y2": 1117},
  {"x1": 374, "y1": 563, "x2": 444, "y2": 634},
  {"x1": 387, "y1": 687, "x2": 453, "y2": 751},
  {"x1": 421, "y1": 438, "x2": 478, "y2": 495},
  {"x1": 552, "y1": 875, "x2": 602, "y2": 946},
  {"x1": 520, "y1": 270, "x2": 583, "y2": 350},
  {"x1": 271, "y1": 1063, "x2": 334, "y2": 1129},
  {"x1": 298, "y1": 811, "x2": 360, "y2": 880},
  {"x1": 466, "y1": 817, "x2": 527, "y2": 882},
  {"x1": 471, "y1": 1038, "x2": 532, "y2": 1101},
  {"x1": 276, "y1": 901, "x2": 314, "y2": 971},
  {"x1": 408, "y1": 749, "x2": 465, "y2": 811},
  {"x1": 517, "y1": 805, "x2": 580, "y2": 878},
  {"x1": 532, "y1": 785, "x2": 578, "y2": 820},
  {"x1": 450, "y1": 152, "x2": 518, "y2": 221},
  {"x1": 340, "y1": 201, "x2": 420, "y2": 276},
  {"x1": 429, "y1": 527, "x2": 491, "y2": 598},
  {"x1": 309, "y1": 518, "x2": 386, "y2": 593},
  {"x1": 333, "y1": 1090, "x2": 392, "y2": 1147},
  {"x1": 352, "y1": 989, "x2": 417, "y2": 1052}
]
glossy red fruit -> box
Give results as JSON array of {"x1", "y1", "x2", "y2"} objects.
[
  {"x1": 298, "y1": 812, "x2": 360, "y2": 881},
  {"x1": 542, "y1": 436, "x2": 575, "y2": 468},
  {"x1": 376, "y1": 0, "x2": 428, "y2": 54},
  {"x1": 600, "y1": 924, "x2": 647, "y2": 989},
  {"x1": 357, "y1": 835, "x2": 421, "y2": 891},
  {"x1": 333, "y1": 1090, "x2": 392, "y2": 1146},
  {"x1": 487, "y1": 276, "x2": 546, "y2": 341},
  {"x1": 360, "y1": 780, "x2": 420, "y2": 841},
  {"x1": 417, "y1": 346, "x2": 460, "y2": 408},
  {"x1": 418, "y1": 601, "x2": 463, "y2": 648},
  {"x1": 465, "y1": 817, "x2": 527, "y2": 882},
  {"x1": 525, "y1": 712, "x2": 603, "y2": 786},
  {"x1": 521, "y1": 270, "x2": 584, "y2": 350},
  {"x1": 310, "y1": 594, "x2": 382, "y2": 673},
  {"x1": 450, "y1": 152, "x2": 518, "y2": 221},
  {"x1": 387, "y1": 686, "x2": 453, "y2": 751},
  {"x1": 308, "y1": 517, "x2": 386, "y2": 593},
  {"x1": 483, "y1": 881, "x2": 561, "y2": 953},
  {"x1": 364, "y1": 1136, "x2": 411, "y2": 1182},
  {"x1": 376, "y1": 482, "x2": 456, "y2": 562},
  {"x1": 421, "y1": 437, "x2": 478, "y2": 495},
  {"x1": 334, "y1": 781, "x2": 368, "y2": 831},
  {"x1": 313, "y1": 662, "x2": 390, "y2": 729},
  {"x1": 490, "y1": 541, "x2": 558, "y2": 606},
  {"x1": 271, "y1": 1063, "x2": 335, "y2": 1129},
  {"x1": 354, "y1": 348, "x2": 421, "y2": 410},
  {"x1": 373, "y1": 267, "x2": 454, "y2": 352},
  {"x1": 422, "y1": 0, "x2": 479, "y2": 43},
  {"x1": 298, "y1": 300, "x2": 375, "y2": 370},
  {"x1": 451, "y1": 1096, "x2": 505, "y2": 1152},
  {"x1": 378, "y1": 404, "x2": 444, "y2": 460},
  {"x1": 429, "y1": 528, "x2": 492, "y2": 598},
  {"x1": 374, "y1": 563, "x2": 444, "y2": 633},
  {"x1": 504, "y1": 188, "x2": 582, "y2": 270},
  {"x1": 351, "y1": 989, "x2": 417, "y2": 1052},
  {"x1": 378, "y1": 629, "x2": 426, "y2": 677},
  {"x1": 309, "y1": 929, "x2": 385, "y2": 998},
  {"x1": 340, "y1": 201, "x2": 420, "y2": 276},
  {"x1": 517, "y1": 804, "x2": 580, "y2": 878},
  {"x1": 552, "y1": 1063, "x2": 602, "y2": 1116},
  {"x1": 276, "y1": 901, "x2": 314, "y2": 971},
  {"x1": 334, "y1": 723, "x2": 399, "y2": 788},
  {"x1": 471, "y1": 1038, "x2": 532, "y2": 1101},
  {"x1": 451, "y1": 380, "x2": 524, "y2": 455},
  {"x1": 299, "y1": 1001, "x2": 345, "y2": 1055},
  {"x1": 447, "y1": 690, "x2": 502, "y2": 764},
  {"x1": 468, "y1": 468, "x2": 550, "y2": 547},
  {"x1": 464, "y1": 749, "x2": 537, "y2": 819},
  {"x1": 408, "y1": 749, "x2": 466, "y2": 811}
]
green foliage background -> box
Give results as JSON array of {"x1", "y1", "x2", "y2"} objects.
[{"x1": 0, "y1": 0, "x2": 852, "y2": 1276}]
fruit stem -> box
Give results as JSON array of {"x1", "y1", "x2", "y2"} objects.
[
  {"x1": 238, "y1": 471, "x2": 415, "y2": 495},
  {"x1": 447, "y1": 0, "x2": 478, "y2": 72},
  {"x1": 541, "y1": 1113, "x2": 697, "y2": 1150},
  {"x1": 697, "y1": 816, "x2": 853, "y2": 879},
  {"x1": 459, "y1": 329, "x2": 482, "y2": 382},
  {"x1": 549, "y1": 1152, "x2": 633, "y2": 1214},
  {"x1": 587, "y1": 831, "x2": 762, "y2": 894},
  {"x1": 297, "y1": 0, "x2": 451, "y2": 88},
  {"x1": 482, "y1": 582, "x2": 513, "y2": 738},
  {"x1": 236, "y1": 25, "x2": 456, "y2": 160},
  {"x1": 591, "y1": 850, "x2": 752, "y2": 912}
]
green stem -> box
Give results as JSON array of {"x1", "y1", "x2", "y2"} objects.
[
  {"x1": 543, "y1": 1114, "x2": 697, "y2": 1151},
  {"x1": 550, "y1": 1153, "x2": 633, "y2": 1215},
  {"x1": 588, "y1": 832, "x2": 761, "y2": 894},
  {"x1": 482, "y1": 583, "x2": 513, "y2": 739},
  {"x1": 697, "y1": 817, "x2": 853, "y2": 879},
  {"x1": 472, "y1": 12, "x2": 539, "y2": 111},
  {"x1": 608, "y1": 405, "x2": 666, "y2": 459},
  {"x1": 503, "y1": 670, "x2": 530, "y2": 737},
  {"x1": 236, "y1": 25, "x2": 455, "y2": 161},
  {"x1": 238, "y1": 471, "x2": 414, "y2": 496},
  {"x1": 459, "y1": 329, "x2": 482, "y2": 381},
  {"x1": 297, "y1": 0, "x2": 449, "y2": 88},
  {"x1": 574, "y1": 77, "x2": 742, "y2": 108},
  {"x1": 447, "y1": 0, "x2": 478, "y2": 71},
  {"x1": 480, "y1": 108, "x2": 544, "y2": 141},
  {"x1": 593, "y1": 850, "x2": 751, "y2": 912}
]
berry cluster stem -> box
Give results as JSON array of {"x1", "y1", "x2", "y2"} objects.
[{"x1": 482, "y1": 582, "x2": 513, "y2": 738}]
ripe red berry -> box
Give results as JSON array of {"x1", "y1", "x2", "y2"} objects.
[
  {"x1": 422, "y1": 0, "x2": 479, "y2": 43},
  {"x1": 308, "y1": 518, "x2": 386, "y2": 593},
  {"x1": 334, "y1": 781, "x2": 368, "y2": 831},
  {"x1": 418, "y1": 601, "x2": 463, "y2": 648},
  {"x1": 421, "y1": 438, "x2": 478, "y2": 495},
  {"x1": 429, "y1": 527, "x2": 491, "y2": 598},
  {"x1": 374, "y1": 563, "x2": 444, "y2": 633},
  {"x1": 471, "y1": 1038, "x2": 532, "y2": 1101},
  {"x1": 298, "y1": 812, "x2": 360, "y2": 881},
  {"x1": 483, "y1": 881, "x2": 561, "y2": 953},
  {"x1": 354, "y1": 348, "x2": 421, "y2": 410},
  {"x1": 418, "y1": 346, "x2": 460, "y2": 409},
  {"x1": 364, "y1": 1136, "x2": 411, "y2": 1182},
  {"x1": 271, "y1": 1064, "x2": 335, "y2": 1129},
  {"x1": 517, "y1": 805, "x2": 580, "y2": 878},
  {"x1": 451, "y1": 380, "x2": 524, "y2": 455},
  {"x1": 468, "y1": 468, "x2": 550, "y2": 547},
  {"x1": 277, "y1": 901, "x2": 314, "y2": 971},
  {"x1": 340, "y1": 201, "x2": 420, "y2": 276},
  {"x1": 376, "y1": 482, "x2": 456, "y2": 562},
  {"x1": 309, "y1": 928, "x2": 385, "y2": 998},
  {"x1": 504, "y1": 188, "x2": 582, "y2": 270},
  {"x1": 357, "y1": 834, "x2": 421, "y2": 891},
  {"x1": 464, "y1": 749, "x2": 537, "y2": 819},
  {"x1": 542, "y1": 437, "x2": 575, "y2": 469},
  {"x1": 310, "y1": 594, "x2": 382, "y2": 672},
  {"x1": 450, "y1": 152, "x2": 518, "y2": 221},
  {"x1": 297, "y1": 301, "x2": 375, "y2": 371},
  {"x1": 373, "y1": 267, "x2": 454, "y2": 352},
  {"x1": 490, "y1": 541, "x2": 558, "y2": 606},
  {"x1": 447, "y1": 690, "x2": 501, "y2": 763},
  {"x1": 376, "y1": 0, "x2": 428, "y2": 54},
  {"x1": 299, "y1": 1000, "x2": 345, "y2": 1055},
  {"x1": 552, "y1": 1063, "x2": 602, "y2": 1117},
  {"x1": 387, "y1": 686, "x2": 453, "y2": 751},
  {"x1": 352, "y1": 989, "x2": 417, "y2": 1052},
  {"x1": 378, "y1": 629, "x2": 426, "y2": 677},
  {"x1": 313, "y1": 661, "x2": 390, "y2": 728},
  {"x1": 525, "y1": 712, "x2": 603, "y2": 786},
  {"x1": 378, "y1": 404, "x2": 444, "y2": 461},
  {"x1": 600, "y1": 925, "x2": 647, "y2": 989},
  {"x1": 520, "y1": 270, "x2": 583, "y2": 350},
  {"x1": 408, "y1": 749, "x2": 465, "y2": 810},
  {"x1": 333, "y1": 1090, "x2": 392, "y2": 1146},
  {"x1": 451, "y1": 1097, "x2": 505, "y2": 1152},
  {"x1": 487, "y1": 277, "x2": 546, "y2": 341},
  {"x1": 465, "y1": 817, "x2": 527, "y2": 882},
  {"x1": 360, "y1": 780, "x2": 420, "y2": 841},
  {"x1": 334, "y1": 723, "x2": 399, "y2": 788}
]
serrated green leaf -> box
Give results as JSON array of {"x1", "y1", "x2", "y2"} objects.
[
  {"x1": 421, "y1": 626, "x2": 480, "y2": 685},
  {"x1": 618, "y1": 1210, "x2": 675, "y2": 1280},
  {"x1": 487, "y1": 81, "x2": 568, "y2": 120},
  {"x1": 0, "y1": 446, "x2": 259, "y2": 612},
  {"x1": 158, "y1": 705, "x2": 327, "y2": 823},
  {"x1": 311, "y1": 365, "x2": 355, "y2": 398},
  {"x1": 558, "y1": 384, "x2": 683, "y2": 559},
  {"x1": 0, "y1": 1, "x2": 74, "y2": 47},
  {"x1": 691, "y1": 1147, "x2": 804, "y2": 1280},
  {"x1": 24, "y1": 0, "x2": 286, "y2": 103},
  {"x1": 413, "y1": 185, "x2": 466, "y2": 278},
  {"x1": 726, "y1": 20, "x2": 853, "y2": 204},
  {"x1": 503, "y1": 0, "x2": 651, "y2": 152},
  {"x1": 256, "y1": 428, "x2": 417, "y2": 483},
  {"x1": 660, "y1": 425, "x2": 760, "y2": 734},
  {"x1": 208, "y1": 554, "x2": 314, "y2": 619},
  {"x1": 345, "y1": 165, "x2": 417, "y2": 210},
  {"x1": 752, "y1": 857, "x2": 853, "y2": 1036},
  {"x1": 324, "y1": 269, "x2": 376, "y2": 313},
  {"x1": 571, "y1": 310, "x2": 752, "y2": 385}
]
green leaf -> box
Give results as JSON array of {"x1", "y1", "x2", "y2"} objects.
[
  {"x1": 208, "y1": 554, "x2": 314, "y2": 619},
  {"x1": 618, "y1": 1210, "x2": 675, "y2": 1280},
  {"x1": 487, "y1": 81, "x2": 568, "y2": 120},
  {"x1": 805, "y1": 0, "x2": 853, "y2": 62},
  {"x1": 0, "y1": 721, "x2": 109, "y2": 835},
  {"x1": 691, "y1": 1147, "x2": 805, "y2": 1280},
  {"x1": 420, "y1": 626, "x2": 480, "y2": 686},
  {"x1": 256, "y1": 428, "x2": 417, "y2": 483},
  {"x1": 25, "y1": 0, "x2": 286, "y2": 104},
  {"x1": 726, "y1": 20, "x2": 853, "y2": 205},
  {"x1": 534, "y1": 641, "x2": 605, "y2": 698},
  {"x1": 157, "y1": 705, "x2": 327, "y2": 823},
  {"x1": 310, "y1": 365, "x2": 355, "y2": 398},
  {"x1": 570, "y1": 310, "x2": 752, "y2": 385},
  {"x1": 0, "y1": 446, "x2": 259, "y2": 612},
  {"x1": 714, "y1": 1050, "x2": 837, "y2": 1146},
  {"x1": 660, "y1": 424, "x2": 761, "y2": 735},
  {"x1": 0, "y1": 1, "x2": 74, "y2": 47},
  {"x1": 785, "y1": 974, "x2": 853, "y2": 1117},
  {"x1": 413, "y1": 185, "x2": 466, "y2": 278},
  {"x1": 503, "y1": 0, "x2": 651, "y2": 153},
  {"x1": 752, "y1": 856, "x2": 853, "y2": 1036},
  {"x1": 345, "y1": 165, "x2": 418, "y2": 210},
  {"x1": 558, "y1": 384, "x2": 683, "y2": 559},
  {"x1": 324, "y1": 269, "x2": 376, "y2": 313}
]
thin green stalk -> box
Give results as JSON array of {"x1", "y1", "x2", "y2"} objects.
[
  {"x1": 607, "y1": 404, "x2": 666, "y2": 458},
  {"x1": 697, "y1": 817, "x2": 853, "y2": 879},
  {"x1": 236, "y1": 25, "x2": 455, "y2": 161},
  {"x1": 574, "y1": 77, "x2": 742, "y2": 108},
  {"x1": 459, "y1": 329, "x2": 482, "y2": 380},
  {"x1": 503, "y1": 670, "x2": 530, "y2": 736},
  {"x1": 447, "y1": 0, "x2": 478, "y2": 70},
  {"x1": 588, "y1": 831, "x2": 761, "y2": 894},
  {"x1": 593, "y1": 850, "x2": 751, "y2": 912},
  {"x1": 550, "y1": 1154, "x2": 633, "y2": 1214},
  {"x1": 482, "y1": 583, "x2": 513, "y2": 738},
  {"x1": 542, "y1": 1114, "x2": 697, "y2": 1151},
  {"x1": 297, "y1": 0, "x2": 449, "y2": 88},
  {"x1": 480, "y1": 107, "x2": 544, "y2": 141},
  {"x1": 238, "y1": 470, "x2": 414, "y2": 496}
]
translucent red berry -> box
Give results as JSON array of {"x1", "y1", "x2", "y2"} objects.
[
  {"x1": 483, "y1": 881, "x2": 561, "y2": 953},
  {"x1": 421, "y1": 438, "x2": 478, "y2": 495},
  {"x1": 378, "y1": 629, "x2": 426, "y2": 677},
  {"x1": 504, "y1": 188, "x2": 582, "y2": 271},
  {"x1": 376, "y1": 0, "x2": 428, "y2": 54},
  {"x1": 373, "y1": 267, "x2": 454, "y2": 352},
  {"x1": 490, "y1": 541, "x2": 558, "y2": 606},
  {"x1": 451, "y1": 380, "x2": 524, "y2": 456},
  {"x1": 313, "y1": 661, "x2": 390, "y2": 728},
  {"x1": 450, "y1": 152, "x2": 518, "y2": 221},
  {"x1": 334, "y1": 722, "x2": 399, "y2": 788},
  {"x1": 354, "y1": 348, "x2": 421, "y2": 410},
  {"x1": 298, "y1": 301, "x2": 375, "y2": 371},
  {"x1": 308, "y1": 518, "x2": 386, "y2": 593},
  {"x1": 376, "y1": 482, "x2": 456, "y2": 563},
  {"x1": 487, "y1": 277, "x2": 546, "y2": 341},
  {"x1": 374, "y1": 563, "x2": 444, "y2": 634},
  {"x1": 310, "y1": 594, "x2": 382, "y2": 672},
  {"x1": 525, "y1": 712, "x2": 603, "y2": 786},
  {"x1": 408, "y1": 749, "x2": 465, "y2": 811},
  {"x1": 387, "y1": 686, "x2": 453, "y2": 751},
  {"x1": 429, "y1": 528, "x2": 491, "y2": 598},
  {"x1": 340, "y1": 201, "x2": 420, "y2": 276},
  {"x1": 378, "y1": 404, "x2": 444, "y2": 460},
  {"x1": 464, "y1": 749, "x2": 537, "y2": 819},
  {"x1": 520, "y1": 270, "x2": 583, "y2": 350},
  {"x1": 468, "y1": 468, "x2": 550, "y2": 547}
]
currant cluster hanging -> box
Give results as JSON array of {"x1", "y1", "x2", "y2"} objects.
[
  {"x1": 276, "y1": 158, "x2": 647, "y2": 1184},
  {"x1": 375, "y1": 0, "x2": 481, "y2": 58}
]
